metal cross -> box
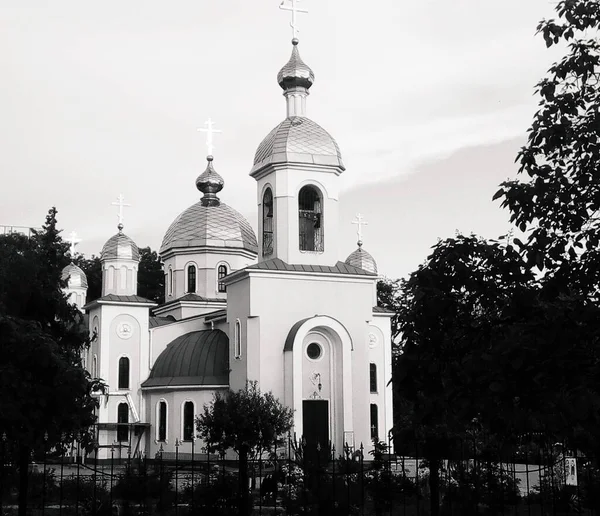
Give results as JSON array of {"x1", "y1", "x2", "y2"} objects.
[
  {"x1": 67, "y1": 231, "x2": 81, "y2": 257},
  {"x1": 197, "y1": 118, "x2": 222, "y2": 157},
  {"x1": 111, "y1": 194, "x2": 131, "y2": 227},
  {"x1": 279, "y1": 0, "x2": 308, "y2": 40},
  {"x1": 352, "y1": 213, "x2": 368, "y2": 245}
]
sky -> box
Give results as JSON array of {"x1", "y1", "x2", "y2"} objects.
[{"x1": 0, "y1": 0, "x2": 563, "y2": 280}]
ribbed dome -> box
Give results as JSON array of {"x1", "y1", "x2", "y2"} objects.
[
  {"x1": 101, "y1": 231, "x2": 140, "y2": 261},
  {"x1": 142, "y1": 330, "x2": 229, "y2": 388},
  {"x1": 160, "y1": 201, "x2": 258, "y2": 255},
  {"x1": 251, "y1": 116, "x2": 345, "y2": 176},
  {"x1": 61, "y1": 263, "x2": 88, "y2": 289},
  {"x1": 195, "y1": 156, "x2": 224, "y2": 206},
  {"x1": 277, "y1": 40, "x2": 315, "y2": 90},
  {"x1": 345, "y1": 247, "x2": 378, "y2": 275}
]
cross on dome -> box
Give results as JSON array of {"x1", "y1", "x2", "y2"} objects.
[
  {"x1": 111, "y1": 194, "x2": 131, "y2": 231},
  {"x1": 279, "y1": 0, "x2": 309, "y2": 41},
  {"x1": 352, "y1": 213, "x2": 368, "y2": 247},
  {"x1": 67, "y1": 231, "x2": 81, "y2": 257},
  {"x1": 197, "y1": 118, "x2": 223, "y2": 158}
]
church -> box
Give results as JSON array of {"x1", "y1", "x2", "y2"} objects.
[{"x1": 61, "y1": 5, "x2": 394, "y2": 461}]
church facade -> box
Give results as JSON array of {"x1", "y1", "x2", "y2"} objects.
[{"x1": 63, "y1": 27, "x2": 394, "y2": 461}]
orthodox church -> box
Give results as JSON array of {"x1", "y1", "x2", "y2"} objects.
[{"x1": 61, "y1": 12, "x2": 393, "y2": 460}]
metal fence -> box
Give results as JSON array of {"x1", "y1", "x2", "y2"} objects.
[{"x1": 1, "y1": 435, "x2": 599, "y2": 515}]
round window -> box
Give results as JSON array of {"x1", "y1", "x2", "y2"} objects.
[{"x1": 306, "y1": 342, "x2": 322, "y2": 360}]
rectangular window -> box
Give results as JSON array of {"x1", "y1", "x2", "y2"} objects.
[
  {"x1": 370, "y1": 404, "x2": 379, "y2": 441},
  {"x1": 118, "y1": 357, "x2": 130, "y2": 390},
  {"x1": 183, "y1": 401, "x2": 194, "y2": 441},
  {"x1": 369, "y1": 363, "x2": 377, "y2": 393},
  {"x1": 117, "y1": 403, "x2": 129, "y2": 443},
  {"x1": 158, "y1": 401, "x2": 167, "y2": 442}
]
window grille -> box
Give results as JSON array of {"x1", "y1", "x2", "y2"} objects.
[
  {"x1": 298, "y1": 186, "x2": 323, "y2": 252},
  {"x1": 263, "y1": 188, "x2": 274, "y2": 256}
]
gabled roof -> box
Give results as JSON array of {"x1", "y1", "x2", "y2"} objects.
[
  {"x1": 83, "y1": 294, "x2": 157, "y2": 310},
  {"x1": 149, "y1": 315, "x2": 176, "y2": 329},
  {"x1": 241, "y1": 258, "x2": 377, "y2": 276}
]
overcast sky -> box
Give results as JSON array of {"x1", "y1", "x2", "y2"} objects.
[{"x1": 0, "y1": 1, "x2": 562, "y2": 280}]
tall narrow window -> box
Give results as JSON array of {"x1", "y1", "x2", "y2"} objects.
[
  {"x1": 183, "y1": 401, "x2": 194, "y2": 441},
  {"x1": 118, "y1": 357, "x2": 130, "y2": 389},
  {"x1": 117, "y1": 403, "x2": 129, "y2": 443},
  {"x1": 168, "y1": 266, "x2": 173, "y2": 296},
  {"x1": 262, "y1": 188, "x2": 274, "y2": 256},
  {"x1": 370, "y1": 404, "x2": 379, "y2": 440},
  {"x1": 218, "y1": 265, "x2": 227, "y2": 293},
  {"x1": 187, "y1": 265, "x2": 197, "y2": 293},
  {"x1": 92, "y1": 355, "x2": 98, "y2": 378},
  {"x1": 369, "y1": 363, "x2": 377, "y2": 393},
  {"x1": 298, "y1": 186, "x2": 323, "y2": 252},
  {"x1": 234, "y1": 320, "x2": 241, "y2": 359},
  {"x1": 158, "y1": 401, "x2": 167, "y2": 442}
]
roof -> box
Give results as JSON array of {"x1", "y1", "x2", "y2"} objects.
[
  {"x1": 101, "y1": 231, "x2": 139, "y2": 261},
  {"x1": 373, "y1": 305, "x2": 395, "y2": 314},
  {"x1": 345, "y1": 247, "x2": 378, "y2": 275},
  {"x1": 250, "y1": 117, "x2": 345, "y2": 176},
  {"x1": 241, "y1": 258, "x2": 377, "y2": 276},
  {"x1": 160, "y1": 201, "x2": 258, "y2": 256},
  {"x1": 142, "y1": 330, "x2": 229, "y2": 388},
  {"x1": 83, "y1": 294, "x2": 156, "y2": 310},
  {"x1": 149, "y1": 316, "x2": 176, "y2": 329},
  {"x1": 61, "y1": 263, "x2": 88, "y2": 289},
  {"x1": 277, "y1": 41, "x2": 314, "y2": 90},
  {"x1": 154, "y1": 293, "x2": 226, "y2": 311}
]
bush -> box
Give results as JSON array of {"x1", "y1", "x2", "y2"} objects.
[{"x1": 183, "y1": 470, "x2": 253, "y2": 516}]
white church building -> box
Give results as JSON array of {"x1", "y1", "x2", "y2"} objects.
[{"x1": 62, "y1": 11, "x2": 394, "y2": 461}]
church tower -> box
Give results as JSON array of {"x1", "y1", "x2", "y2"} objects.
[
  {"x1": 61, "y1": 231, "x2": 88, "y2": 311},
  {"x1": 250, "y1": 34, "x2": 345, "y2": 266}
]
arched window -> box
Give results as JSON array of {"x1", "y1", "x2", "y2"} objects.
[
  {"x1": 118, "y1": 357, "x2": 130, "y2": 390},
  {"x1": 370, "y1": 404, "x2": 379, "y2": 440},
  {"x1": 262, "y1": 188, "x2": 274, "y2": 256},
  {"x1": 369, "y1": 363, "x2": 377, "y2": 393},
  {"x1": 217, "y1": 265, "x2": 227, "y2": 293},
  {"x1": 92, "y1": 354, "x2": 98, "y2": 378},
  {"x1": 182, "y1": 401, "x2": 194, "y2": 441},
  {"x1": 187, "y1": 264, "x2": 197, "y2": 293},
  {"x1": 168, "y1": 266, "x2": 173, "y2": 296},
  {"x1": 157, "y1": 400, "x2": 167, "y2": 442},
  {"x1": 234, "y1": 320, "x2": 241, "y2": 359},
  {"x1": 117, "y1": 403, "x2": 129, "y2": 443},
  {"x1": 298, "y1": 185, "x2": 323, "y2": 252}
]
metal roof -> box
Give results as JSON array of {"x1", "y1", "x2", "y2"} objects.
[
  {"x1": 345, "y1": 247, "x2": 378, "y2": 275},
  {"x1": 149, "y1": 316, "x2": 176, "y2": 329},
  {"x1": 251, "y1": 117, "x2": 345, "y2": 176},
  {"x1": 277, "y1": 41, "x2": 314, "y2": 90},
  {"x1": 100, "y1": 231, "x2": 139, "y2": 261},
  {"x1": 61, "y1": 263, "x2": 88, "y2": 289},
  {"x1": 160, "y1": 201, "x2": 257, "y2": 255},
  {"x1": 83, "y1": 294, "x2": 156, "y2": 310},
  {"x1": 142, "y1": 330, "x2": 229, "y2": 388},
  {"x1": 243, "y1": 257, "x2": 376, "y2": 276},
  {"x1": 373, "y1": 305, "x2": 395, "y2": 314}
]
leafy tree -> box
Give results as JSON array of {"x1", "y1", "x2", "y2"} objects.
[
  {"x1": 0, "y1": 207, "x2": 100, "y2": 516},
  {"x1": 376, "y1": 277, "x2": 402, "y2": 346},
  {"x1": 73, "y1": 254, "x2": 102, "y2": 302},
  {"x1": 138, "y1": 246, "x2": 164, "y2": 304},
  {"x1": 196, "y1": 381, "x2": 293, "y2": 516},
  {"x1": 494, "y1": 0, "x2": 600, "y2": 293}
]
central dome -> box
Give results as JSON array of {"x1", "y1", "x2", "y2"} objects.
[
  {"x1": 250, "y1": 116, "x2": 345, "y2": 176},
  {"x1": 160, "y1": 201, "x2": 258, "y2": 255}
]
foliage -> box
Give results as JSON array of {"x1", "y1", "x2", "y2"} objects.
[
  {"x1": 73, "y1": 254, "x2": 102, "y2": 302},
  {"x1": 112, "y1": 461, "x2": 175, "y2": 509},
  {"x1": 137, "y1": 246, "x2": 165, "y2": 304},
  {"x1": 183, "y1": 471, "x2": 253, "y2": 516},
  {"x1": 494, "y1": 0, "x2": 600, "y2": 293},
  {"x1": 376, "y1": 277, "x2": 402, "y2": 346}
]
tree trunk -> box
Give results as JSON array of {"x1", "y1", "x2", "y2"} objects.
[
  {"x1": 239, "y1": 445, "x2": 250, "y2": 516},
  {"x1": 429, "y1": 456, "x2": 441, "y2": 516},
  {"x1": 18, "y1": 443, "x2": 30, "y2": 516}
]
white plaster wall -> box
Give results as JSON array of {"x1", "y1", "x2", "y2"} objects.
[{"x1": 102, "y1": 259, "x2": 138, "y2": 296}]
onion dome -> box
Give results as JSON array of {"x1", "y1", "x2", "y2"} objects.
[
  {"x1": 251, "y1": 116, "x2": 345, "y2": 175},
  {"x1": 160, "y1": 156, "x2": 257, "y2": 255},
  {"x1": 345, "y1": 244, "x2": 378, "y2": 275},
  {"x1": 101, "y1": 227, "x2": 140, "y2": 261},
  {"x1": 61, "y1": 263, "x2": 88, "y2": 289},
  {"x1": 195, "y1": 155, "x2": 225, "y2": 207},
  {"x1": 141, "y1": 330, "x2": 229, "y2": 387},
  {"x1": 277, "y1": 38, "x2": 315, "y2": 91}
]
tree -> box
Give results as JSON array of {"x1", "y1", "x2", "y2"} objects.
[
  {"x1": 73, "y1": 254, "x2": 102, "y2": 302},
  {"x1": 138, "y1": 246, "x2": 164, "y2": 304},
  {"x1": 0, "y1": 207, "x2": 100, "y2": 516},
  {"x1": 376, "y1": 277, "x2": 402, "y2": 346},
  {"x1": 494, "y1": 0, "x2": 600, "y2": 294},
  {"x1": 196, "y1": 381, "x2": 293, "y2": 516}
]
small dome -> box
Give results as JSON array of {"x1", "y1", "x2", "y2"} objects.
[
  {"x1": 345, "y1": 247, "x2": 378, "y2": 275},
  {"x1": 160, "y1": 201, "x2": 258, "y2": 255},
  {"x1": 196, "y1": 156, "x2": 224, "y2": 206},
  {"x1": 277, "y1": 40, "x2": 315, "y2": 90},
  {"x1": 251, "y1": 116, "x2": 345, "y2": 175},
  {"x1": 142, "y1": 330, "x2": 229, "y2": 387},
  {"x1": 101, "y1": 231, "x2": 140, "y2": 261},
  {"x1": 61, "y1": 263, "x2": 88, "y2": 289}
]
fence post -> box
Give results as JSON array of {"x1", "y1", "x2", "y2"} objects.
[
  {"x1": 175, "y1": 438, "x2": 180, "y2": 516},
  {"x1": 158, "y1": 443, "x2": 164, "y2": 515},
  {"x1": 109, "y1": 443, "x2": 115, "y2": 515},
  {"x1": 75, "y1": 436, "x2": 81, "y2": 516},
  {"x1": 41, "y1": 431, "x2": 48, "y2": 516},
  {"x1": 0, "y1": 433, "x2": 6, "y2": 516},
  {"x1": 191, "y1": 436, "x2": 195, "y2": 513},
  {"x1": 258, "y1": 430, "x2": 263, "y2": 515},
  {"x1": 332, "y1": 443, "x2": 336, "y2": 509}
]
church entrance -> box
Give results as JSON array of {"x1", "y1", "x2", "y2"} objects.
[{"x1": 303, "y1": 400, "x2": 329, "y2": 462}]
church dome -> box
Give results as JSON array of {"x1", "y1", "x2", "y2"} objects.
[
  {"x1": 251, "y1": 116, "x2": 345, "y2": 175},
  {"x1": 101, "y1": 230, "x2": 140, "y2": 262},
  {"x1": 141, "y1": 330, "x2": 229, "y2": 388},
  {"x1": 61, "y1": 263, "x2": 88, "y2": 289},
  {"x1": 345, "y1": 247, "x2": 378, "y2": 275},
  {"x1": 160, "y1": 201, "x2": 258, "y2": 255},
  {"x1": 277, "y1": 39, "x2": 315, "y2": 90}
]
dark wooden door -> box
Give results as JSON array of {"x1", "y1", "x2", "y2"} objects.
[{"x1": 303, "y1": 400, "x2": 329, "y2": 462}]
